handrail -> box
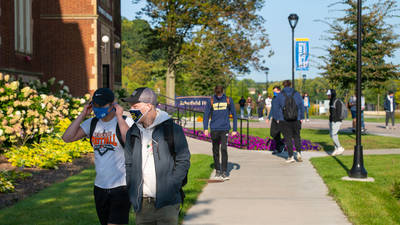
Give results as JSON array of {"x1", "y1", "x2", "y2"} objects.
[{"x1": 157, "y1": 102, "x2": 250, "y2": 149}]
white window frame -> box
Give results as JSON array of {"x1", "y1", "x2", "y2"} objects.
[{"x1": 14, "y1": 0, "x2": 32, "y2": 54}]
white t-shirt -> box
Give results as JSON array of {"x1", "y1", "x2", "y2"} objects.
[
  {"x1": 81, "y1": 116, "x2": 134, "y2": 189},
  {"x1": 265, "y1": 98, "x2": 272, "y2": 108}
]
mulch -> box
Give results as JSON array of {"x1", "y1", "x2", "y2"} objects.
[{"x1": 0, "y1": 153, "x2": 94, "y2": 210}]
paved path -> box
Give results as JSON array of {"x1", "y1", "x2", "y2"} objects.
[{"x1": 183, "y1": 137, "x2": 400, "y2": 225}]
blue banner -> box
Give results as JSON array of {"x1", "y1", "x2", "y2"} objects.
[
  {"x1": 175, "y1": 96, "x2": 210, "y2": 111},
  {"x1": 295, "y1": 38, "x2": 310, "y2": 71}
]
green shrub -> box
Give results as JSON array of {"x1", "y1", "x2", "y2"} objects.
[
  {"x1": 392, "y1": 181, "x2": 400, "y2": 200},
  {"x1": 0, "y1": 170, "x2": 32, "y2": 193}
]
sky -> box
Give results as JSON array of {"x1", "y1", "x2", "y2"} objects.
[{"x1": 121, "y1": 0, "x2": 400, "y2": 83}]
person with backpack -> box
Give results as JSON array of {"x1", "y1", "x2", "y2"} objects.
[
  {"x1": 276, "y1": 80, "x2": 304, "y2": 163},
  {"x1": 203, "y1": 85, "x2": 238, "y2": 180},
  {"x1": 62, "y1": 88, "x2": 134, "y2": 225},
  {"x1": 384, "y1": 91, "x2": 396, "y2": 130},
  {"x1": 121, "y1": 87, "x2": 190, "y2": 225},
  {"x1": 238, "y1": 96, "x2": 246, "y2": 118},
  {"x1": 266, "y1": 86, "x2": 285, "y2": 154},
  {"x1": 327, "y1": 89, "x2": 345, "y2": 156}
]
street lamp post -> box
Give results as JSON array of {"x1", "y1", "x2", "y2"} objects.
[
  {"x1": 302, "y1": 74, "x2": 306, "y2": 93},
  {"x1": 265, "y1": 67, "x2": 269, "y2": 96},
  {"x1": 288, "y1": 13, "x2": 299, "y2": 90},
  {"x1": 349, "y1": 0, "x2": 368, "y2": 178}
]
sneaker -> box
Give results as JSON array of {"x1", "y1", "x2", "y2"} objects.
[
  {"x1": 336, "y1": 147, "x2": 345, "y2": 155},
  {"x1": 221, "y1": 172, "x2": 230, "y2": 181},
  {"x1": 272, "y1": 150, "x2": 278, "y2": 155},
  {"x1": 297, "y1": 152, "x2": 303, "y2": 162},
  {"x1": 306, "y1": 119, "x2": 310, "y2": 122},
  {"x1": 214, "y1": 170, "x2": 222, "y2": 180},
  {"x1": 331, "y1": 149, "x2": 338, "y2": 156},
  {"x1": 286, "y1": 156, "x2": 295, "y2": 163},
  {"x1": 386, "y1": 126, "x2": 389, "y2": 130}
]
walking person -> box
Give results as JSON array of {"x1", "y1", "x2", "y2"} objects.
[
  {"x1": 121, "y1": 87, "x2": 190, "y2": 225},
  {"x1": 239, "y1": 96, "x2": 246, "y2": 118},
  {"x1": 246, "y1": 96, "x2": 253, "y2": 119},
  {"x1": 203, "y1": 85, "x2": 238, "y2": 180},
  {"x1": 303, "y1": 92, "x2": 310, "y2": 122},
  {"x1": 265, "y1": 95, "x2": 272, "y2": 118},
  {"x1": 257, "y1": 93, "x2": 265, "y2": 120},
  {"x1": 266, "y1": 86, "x2": 284, "y2": 154},
  {"x1": 384, "y1": 91, "x2": 397, "y2": 130},
  {"x1": 349, "y1": 93, "x2": 366, "y2": 133},
  {"x1": 276, "y1": 80, "x2": 304, "y2": 163},
  {"x1": 327, "y1": 89, "x2": 345, "y2": 156},
  {"x1": 62, "y1": 88, "x2": 134, "y2": 225}
]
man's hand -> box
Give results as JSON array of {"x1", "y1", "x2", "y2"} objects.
[
  {"x1": 300, "y1": 120, "x2": 304, "y2": 123},
  {"x1": 204, "y1": 130, "x2": 209, "y2": 136},
  {"x1": 81, "y1": 103, "x2": 93, "y2": 117},
  {"x1": 266, "y1": 119, "x2": 270, "y2": 124},
  {"x1": 114, "y1": 103, "x2": 124, "y2": 118},
  {"x1": 231, "y1": 131, "x2": 237, "y2": 136}
]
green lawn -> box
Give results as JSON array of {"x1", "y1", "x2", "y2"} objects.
[
  {"x1": 309, "y1": 114, "x2": 400, "y2": 123},
  {"x1": 249, "y1": 128, "x2": 400, "y2": 151},
  {"x1": 311, "y1": 155, "x2": 400, "y2": 225},
  {"x1": 0, "y1": 154, "x2": 213, "y2": 225}
]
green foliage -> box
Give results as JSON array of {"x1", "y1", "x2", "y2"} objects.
[
  {"x1": 311, "y1": 155, "x2": 400, "y2": 225},
  {"x1": 319, "y1": 0, "x2": 400, "y2": 90},
  {"x1": 0, "y1": 170, "x2": 32, "y2": 193},
  {"x1": 4, "y1": 119, "x2": 92, "y2": 169}
]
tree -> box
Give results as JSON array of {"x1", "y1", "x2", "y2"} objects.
[
  {"x1": 134, "y1": 0, "x2": 271, "y2": 103},
  {"x1": 318, "y1": 0, "x2": 400, "y2": 90}
]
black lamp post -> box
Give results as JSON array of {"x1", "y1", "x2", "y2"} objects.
[
  {"x1": 349, "y1": 0, "x2": 367, "y2": 178},
  {"x1": 302, "y1": 74, "x2": 306, "y2": 93},
  {"x1": 265, "y1": 67, "x2": 269, "y2": 96},
  {"x1": 288, "y1": 13, "x2": 299, "y2": 89}
]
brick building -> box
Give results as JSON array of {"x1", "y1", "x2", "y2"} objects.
[{"x1": 0, "y1": 0, "x2": 122, "y2": 96}]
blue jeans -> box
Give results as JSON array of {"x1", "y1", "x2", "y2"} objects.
[
  {"x1": 240, "y1": 107, "x2": 244, "y2": 118},
  {"x1": 304, "y1": 106, "x2": 309, "y2": 119}
]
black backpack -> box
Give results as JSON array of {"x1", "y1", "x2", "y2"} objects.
[
  {"x1": 89, "y1": 116, "x2": 127, "y2": 148},
  {"x1": 282, "y1": 91, "x2": 298, "y2": 121},
  {"x1": 130, "y1": 119, "x2": 188, "y2": 206}
]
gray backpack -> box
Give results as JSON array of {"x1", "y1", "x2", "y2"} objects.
[{"x1": 333, "y1": 99, "x2": 348, "y2": 120}]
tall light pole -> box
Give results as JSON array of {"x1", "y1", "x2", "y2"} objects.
[
  {"x1": 265, "y1": 67, "x2": 269, "y2": 96},
  {"x1": 288, "y1": 13, "x2": 299, "y2": 89},
  {"x1": 349, "y1": 0, "x2": 367, "y2": 178},
  {"x1": 302, "y1": 74, "x2": 306, "y2": 93}
]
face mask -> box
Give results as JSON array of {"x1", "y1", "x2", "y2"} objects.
[
  {"x1": 273, "y1": 92, "x2": 278, "y2": 96},
  {"x1": 93, "y1": 106, "x2": 112, "y2": 119},
  {"x1": 129, "y1": 106, "x2": 150, "y2": 123}
]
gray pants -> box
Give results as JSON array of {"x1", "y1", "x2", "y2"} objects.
[
  {"x1": 329, "y1": 121, "x2": 342, "y2": 149},
  {"x1": 386, "y1": 111, "x2": 395, "y2": 126},
  {"x1": 136, "y1": 198, "x2": 180, "y2": 225}
]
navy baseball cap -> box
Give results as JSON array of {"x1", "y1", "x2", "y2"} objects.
[
  {"x1": 121, "y1": 87, "x2": 157, "y2": 105},
  {"x1": 92, "y1": 88, "x2": 115, "y2": 106}
]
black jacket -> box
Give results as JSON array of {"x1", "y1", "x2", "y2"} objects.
[{"x1": 329, "y1": 89, "x2": 342, "y2": 122}]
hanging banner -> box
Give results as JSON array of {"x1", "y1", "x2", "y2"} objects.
[{"x1": 295, "y1": 38, "x2": 310, "y2": 71}]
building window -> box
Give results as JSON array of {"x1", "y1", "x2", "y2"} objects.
[
  {"x1": 102, "y1": 64, "x2": 110, "y2": 88},
  {"x1": 14, "y1": 0, "x2": 32, "y2": 54}
]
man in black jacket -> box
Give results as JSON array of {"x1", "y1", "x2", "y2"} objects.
[
  {"x1": 266, "y1": 86, "x2": 284, "y2": 154},
  {"x1": 122, "y1": 87, "x2": 190, "y2": 225},
  {"x1": 327, "y1": 89, "x2": 345, "y2": 156}
]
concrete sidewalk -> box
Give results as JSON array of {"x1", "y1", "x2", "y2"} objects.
[{"x1": 183, "y1": 137, "x2": 352, "y2": 225}]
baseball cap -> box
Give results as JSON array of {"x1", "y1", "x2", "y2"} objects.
[
  {"x1": 92, "y1": 88, "x2": 114, "y2": 106},
  {"x1": 121, "y1": 87, "x2": 158, "y2": 105},
  {"x1": 326, "y1": 90, "x2": 332, "y2": 95}
]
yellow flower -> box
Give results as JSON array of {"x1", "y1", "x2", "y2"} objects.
[
  {"x1": 84, "y1": 93, "x2": 91, "y2": 100},
  {"x1": 2, "y1": 119, "x2": 7, "y2": 126},
  {"x1": 4, "y1": 126, "x2": 13, "y2": 134},
  {"x1": 7, "y1": 107, "x2": 13, "y2": 115},
  {"x1": 4, "y1": 74, "x2": 10, "y2": 82},
  {"x1": 0, "y1": 73, "x2": 3, "y2": 80},
  {"x1": 0, "y1": 88, "x2": 4, "y2": 93},
  {"x1": 9, "y1": 81, "x2": 19, "y2": 91}
]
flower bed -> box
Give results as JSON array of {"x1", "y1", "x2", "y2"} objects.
[{"x1": 183, "y1": 128, "x2": 321, "y2": 151}]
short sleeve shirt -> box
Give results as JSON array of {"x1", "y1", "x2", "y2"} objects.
[{"x1": 81, "y1": 116, "x2": 134, "y2": 189}]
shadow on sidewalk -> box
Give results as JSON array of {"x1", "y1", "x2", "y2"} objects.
[{"x1": 209, "y1": 162, "x2": 240, "y2": 175}]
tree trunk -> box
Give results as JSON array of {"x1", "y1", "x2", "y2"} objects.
[{"x1": 166, "y1": 65, "x2": 175, "y2": 105}]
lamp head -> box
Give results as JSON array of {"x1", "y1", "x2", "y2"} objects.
[{"x1": 288, "y1": 13, "x2": 299, "y2": 29}]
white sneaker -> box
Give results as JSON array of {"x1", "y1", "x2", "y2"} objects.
[
  {"x1": 297, "y1": 152, "x2": 303, "y2": 162},
  {"x1": 306, "y1": 119, "x2": 310, "y2": 122},
  {"x1": 331, "y1": 149, "x2": 338, "y2": 156},
  {"x1": 286, "y1": 156, "x2": 295, "y2": 163},
  {"x1": 336, "y1": 147, "x2": 345, "y2": 155},
  {"x1": 214, "y1": 171, "x2": 222, "y2": 180}
]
